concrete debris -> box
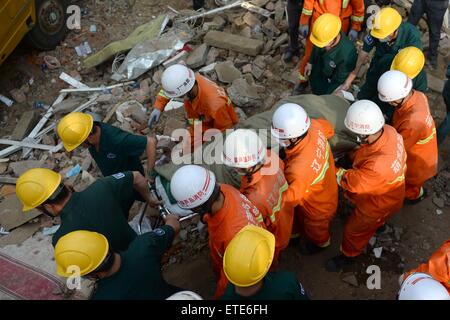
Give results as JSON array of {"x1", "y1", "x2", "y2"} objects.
[
  {"x1": 426, "y1": 73, "x2": 445, "y2": 92},
  {"x1": 243, "y1": 12, "x2": 261, "y2": 28},
  {"x1": 273, "y1": 33, "x2": 288, "y2": 50},
  {"x1": 262, "y1": 18, "x2": 280, "y2": 38},
  {"x1": 227, "y1": 78, "x2": 263, "y2": 108},
  {"x1": 152, "y1": 69, "x2": 164, "y2": 85},
  {"x1": 432, "y1": 197, "x2": 445, "y2": 208},
  {"x1": 242, "y1": 64, "x2": 253, "y2": 74},
  {"x1": 11, "y1": 111, "x2": 38, "y2": 141},
  {"x1": 187, "y1": 44, "x2": 209, "y2": 69},
  {"x1": 369, "y1": 236, "x2": 377, "y2": 247},
  {"x1": 53, "y1": 97, "x2": 85, "y2": 114},
  {"x1": 251, "y1": 65, "x2": 265, "y2": 80},
  {"x1": 163, "y1": 118, "x2": 186, "y2": 137},
  {"x1": 9, "y1": 88, "x2": 27, "y2": 103},
  {"x1": 234, "y1": 107, "x2": 248, "y2": 121},
  {"x1": 436, "y1": 209, "x2": 443, "y2": 215},
  {"x1": 215, "y1": 61, "x2": 243, "y2": 84},
  {"x1": 239, "y1": 26, "x2": 252, "y2": 38},
  {"x1": 262, "y1": 39, "x2": 274, "y2": 54},
  {"x1": 341, "y1": 273, "x2": 359, "y2": 287},
  {"x1": 205, "y1": 31, "x2": 264, "y2": 56},
  {"x1": 162, "y1": 50, "x2": 189, "y2": 68},
  {"x1": 9, "y1": 160, "x2": 53, "y2": 177},
  {"x1": 203, "y1": 15, "x2": 227, "y2": 31},
  {"x1": 274, "y1": 0, "x2": 285, "y2": 24},
  {"x1": 265, "y1": 1, "x2": 275, "y2": 11}
]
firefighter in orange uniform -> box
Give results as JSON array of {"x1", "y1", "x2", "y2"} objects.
[
  {"x1": 271, "y1": 103, "x2": 338, "y2": 255},
  {"x1": 148, "y1": 64, "x2": 239, "y2": 148},
  {"x1": 327, "y1": 100, "x2": 407, "y2": 272},
  {"x1": 222, "y1": 129, "x2": 294, "y2": 262},
  {"x1": 377, "y1": 70, "x2": 438, "y2": 203},
  {"x1": 170, "y1": 165, "x2": 265, "y2": 299}
]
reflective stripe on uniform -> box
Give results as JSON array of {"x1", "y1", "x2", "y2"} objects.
[
  {"x1": 269, "y1": 182, "x2": 289, "y2": 223},
  {"x1": 157, "y1": 89, "x2": 169, "y2": 99},
  {"x1": 351, "y1": 15, "x2": 364, "y2": 22},
  {"x1": 298, "y1": 73, "x2": 307, "y2": 81},
  {"x1": 342, "y1": 0, "x2": 349, "y2": 8},
  {"x1": 311, "y1": 144, "x2": 331, "y2": 186},
  {"x1": 217, "y1": 250, "x2": 223, "y2": 258},
  {"x1": 416, "y1": 128, "x2": 436, "y2": 145},
  {"x1": 387, "y1": 162, "x2": 406, "y2": 185},
  {"x1": 302, "y1": 8, "x2": 313, "y2": 16}
]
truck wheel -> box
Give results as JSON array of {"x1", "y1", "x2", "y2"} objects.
[{"x1": 26, "y1": 0, "x2": 69, "y2": 50}]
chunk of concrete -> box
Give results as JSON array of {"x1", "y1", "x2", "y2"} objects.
[
  {"x1": 10, "y1": 110, "x2": 38, "y2": 141},
  {"x1": 227, "y1": 78, "x2": 263, "y2": 108},
  {"x1": 262, "y1": 18, "x2": 280, "y2": 38},
  {"x1": 187, "y1": 44, "x2": 209, "y2": 69},
  {"x1": 243, "y1": 12, "x2": 261, "y2": 28},
  {"x1": 273, "y1": 33, "x2": 288, "y2": 50},
  {"x1": 427, "y1": 73, "x2": 445, "y2": 92},
  {"x1": 9, "y1": 160, "x2": 54, "y2": 177},
  {"x1": 204, "y1": 31, "x2": 264, "y2": 56},
  {"x1": 215, "y1": 61, "x2": 242, "y2": 84}
]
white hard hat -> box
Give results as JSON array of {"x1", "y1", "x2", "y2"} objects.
[
  {"x1": 161, "y1": 64, "x2": 196, "y2": 98},
  {"x1": 223, "y1": 129, "x2": 266, "y2": 168},
  {"x1": 377, "y1": 70, "x2": 413, "y2": 102},
  {"x1": 166, "y1": 290, "x2": 203, "y2": 300},
  {"x1": 271, "y1": 103, "x2": 311, "y2": 139},
  {"x1": 170, "y1": 165, "x2": 217, "y2": 209},
  {"x1": 344, "y1": 100, "x2": 385, "y2": 135},
  {"x1": 398, "y1": 273, "x2": 450, "y2": 300}
]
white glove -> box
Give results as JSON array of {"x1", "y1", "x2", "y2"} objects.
[
  {"x1": 305, "y1": 63, "x2": 313, "y2": 77},
  {"x1": 348, "y1": 29, "x2": 358, "y2": 42},
  {"x1": 148, "y1": 109, "x2": 162, "y2": 129}
]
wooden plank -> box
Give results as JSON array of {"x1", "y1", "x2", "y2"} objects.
[{"x1": 0, "y1": 139, "x2": 56, "y2": 151}]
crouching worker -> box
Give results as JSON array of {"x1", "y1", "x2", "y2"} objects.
[
  {"x1": 16, "y1": 169, "x2": 159, "y2": 251},
  {"x1": 54, "y1": 214, "x2": 182, "y2": 299},
  {"x1": 170, "y1": 165, "x2": 265, "y2": 299},
  {"x1": 223, "y1": 129, "x2": 294, "y2": 262},
  {"x1": 148, "y1": 64, "x2": 239, "y2": 149},
  {"x1": 220, "y1": 225, "x2": 309, "y2": 300}
]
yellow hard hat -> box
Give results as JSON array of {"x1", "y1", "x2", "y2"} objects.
[
  {"x1": 54, "y1": 230, "x2": 109, "y2": 277},
  {"x1": 223, "y1": 225, "x2": 275, "y2": 287},
  {"x1": 371, "y1": 7, "x2": 402, "y2": 39},
  {"x1": 16, "y1": 168, "x2": 62, "y2": 212},
  {"x1": 310, "y1": 13, "x2": 342, "y2": 48},
  {"x1": 57, "y1": 112, "x2": 94, "y2": 152},
  {"x1": 391, "y1": 46, "x2": 425, "y2": 79}
]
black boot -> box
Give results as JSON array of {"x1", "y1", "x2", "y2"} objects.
[
  {"x1": 292, "y1": 82, "x2": 308, "y2": 95},
  {"x1": 404, "y1": 188, "x2": 428, "y2": 205},
  {"x1": 325, "y1": 254, "x2": 355, "y2": 272}
]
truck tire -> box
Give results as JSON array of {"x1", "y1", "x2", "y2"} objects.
[{"x1": 26, "y1": 0, "x2": 69, "y2": 50}]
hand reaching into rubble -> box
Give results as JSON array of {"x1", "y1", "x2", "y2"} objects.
[
  {"x1": 164, "y1": 214, "x2": 181, "y2": 235},
  {"x1": 348, "y1": 29, "x2": 358, "y2": 42},
  {"x1": 148, "y1": 109, "x2": 162, "y2": 129}
]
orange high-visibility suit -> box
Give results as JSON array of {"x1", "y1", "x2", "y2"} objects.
[
  {"x1": 240, "y1": 150, "x2": 294, "y2": 261},
  {"x1": 283, "y1": 119, "x2": 338, "y2": 247},
  {"x1": 203, "y1": 184, "x2": 265, "y2": 299},
  {"x1": 392, "y1": 90, "x2": 438, "y2": 200},
  {"x1": 298, "y1": 0, "x2": 365, "y2": 81},
  {"x1": 403, "y1": 239, "x2": 450, "y2": 294},
  {"x1": 154, "y1": 73, "x2": 239, "y2": 147},
  {"x1": 337, "y1": 125, "x2": 407, "y2": 257}
]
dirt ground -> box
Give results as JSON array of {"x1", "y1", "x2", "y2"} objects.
[{"x1": 0, "y1": 0, "x2": 449, "y2": 300}]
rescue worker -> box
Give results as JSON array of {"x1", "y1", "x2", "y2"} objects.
[
  {"x1": 293, "y1": 0, "x2": 365, "y2": 94},
  {"x1": 437, "y1": 63, "x2": 450, "y2": 144},
  {"x1": 166, "y1": 291, "x2": 203, "y2": 300},
  {"x1": 398, "y1": 273, "x2": 450, "y2": 300},
  {"x1": 222, "y1": 129, "x2": 293, "y2": 261},
  {"x1": 377, "y1": 70, "x2": 438, "y2": 203},
  {"x1": 148, "y1": 64, "x2": 239, "y2": 148},
  {"x1": 57, "y1": 112, "x2": 156, "y2": 178},
  {"x1": 220, "y1": 225, "x2": 309, "y2": 300},
  {"x1": 399, "y1": 239, "x2": 450, "y2": 295},
  {"x1": 54, "y1": 213, "x2": 182, "y2": 299},
  {"x1": 327, "y1": 100, "x2": 406, "y2": 272},
  {"x1": 306, "y1": 13, "x2": 357, "y2": 95},
  {"x1": 337, "y1": 7, "x2": 422, "y2": 107},
  {"x1": 390, "y1": 46, "x2": 428, "y2": 93},
  {"x1": 16, "y1": 168, "x2": 157, "y2": 251},
  {"x1": 271, "y1": 103, "x2": 338, "y2": 255},
  {"x1": 170, "y1": 165, "x2": 265, "y2": 299},
  {"x1": 284, "y1": 0, "x2": 305, "y2": 63},
  {"x1": 408, "y1": 0, "x2": 448, "y2": 69}
]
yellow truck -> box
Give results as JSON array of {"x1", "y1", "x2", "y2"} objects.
[{"x1": 0, "y1": 0, "x2": 70, "y2": 65}]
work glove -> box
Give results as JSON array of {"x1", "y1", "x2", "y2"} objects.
[
  {"x1": 348, "y1": 29, "x2": 358, "y2": 42},
  {"x1": 305, "y1": 63, "x2": 313, "y2": 77},
  {"x1": 147, "y1": 109, "x2": 162, "y2": 129},
  {"x1": 299, "y1": 24, "x2": 309, "y2": 38}
]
